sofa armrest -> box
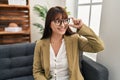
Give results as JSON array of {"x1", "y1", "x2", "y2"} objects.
[{"x1": 81, "y1": 56, "x2": 109, "y2": 80}]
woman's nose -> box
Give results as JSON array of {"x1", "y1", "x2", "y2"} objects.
[{"x1": 60, "y1": 22, "x2": 65, "y2": 28}]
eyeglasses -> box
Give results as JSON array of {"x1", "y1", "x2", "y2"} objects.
[{"x1": 53, "y1": 18, "x2": 70, "y2": 26}]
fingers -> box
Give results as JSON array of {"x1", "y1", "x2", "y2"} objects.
[
  {"x1": 73, "y1": 19, "x2": 80, "y2": 25},
  {"x1": 70, "y1": 17, "x2": 81, "y2": 25},
  {"x1": 68, "y1": 17, "x2": 83, "y2": 29}
]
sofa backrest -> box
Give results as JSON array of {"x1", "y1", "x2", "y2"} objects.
[{"x1": 0, "y1": 43, "x2": 35, "y2": 80}]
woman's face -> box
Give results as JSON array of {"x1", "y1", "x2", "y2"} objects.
[{"x1": 50, "y1": 14, "x2": 69, "y2": 35}]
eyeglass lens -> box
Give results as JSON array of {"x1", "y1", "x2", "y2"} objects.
[{"x1": 54, "y1": 18, "x2": 70, "y2": 26}]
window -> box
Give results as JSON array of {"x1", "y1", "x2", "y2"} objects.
[
  {"x1": 77, "y1": 0, "x2": 103, "y2": 61},
  {"x1": 77, "y1": 0, "x2": 103, "y2": 35}
]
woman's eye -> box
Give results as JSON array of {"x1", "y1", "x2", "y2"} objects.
[
  {"x1": 65, "y1": 19, "x2": 70, "y2": 22},
  {"x1": 54, "y1": 20, "x2": 57, "y2": 23},
  {"x1": 58, "y1": 20, "x2": 61, "y2": 23},
  {"x1": 64, "y1": 19, "x2": 69, "y2": 23},
  {"x1": 65, "y1": 20, "x2": 68, "y2": 22}
]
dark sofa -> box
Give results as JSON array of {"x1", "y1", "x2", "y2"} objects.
[{"x1": 0, "y1": 43, "x2": 108, "y2": 80}]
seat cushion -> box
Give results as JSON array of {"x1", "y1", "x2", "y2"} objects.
[
  {"x1": 0, "y1": 43, "x2": 35, "y2": 80},
  {"x1": 7, "y1": 76, "x2": 34, "y2": 80}
]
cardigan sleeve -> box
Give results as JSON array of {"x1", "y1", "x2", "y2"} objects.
[
  {"x1": 77, "y1": 24, "x2": 104, "y2": 53},
  {"x1": 33, "y1": 41, "x2": 47, "y2": 80}
]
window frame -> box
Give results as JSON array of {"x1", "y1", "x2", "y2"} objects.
[{"x1": 76, "y1": 0, "x2": 103, "y2": 26}]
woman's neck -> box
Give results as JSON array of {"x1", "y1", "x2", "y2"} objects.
[{"x1": 50, "y1": 33, "x2": 63, "y2": 43}]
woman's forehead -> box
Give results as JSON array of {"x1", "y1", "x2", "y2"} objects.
[{"x1": 54, "y1": 13, "x2": 67, "y2": 20}]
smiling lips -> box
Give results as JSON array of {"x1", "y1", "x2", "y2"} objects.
[{"x1": 57, "y1": 26, "x2": 68, "y2": 31}]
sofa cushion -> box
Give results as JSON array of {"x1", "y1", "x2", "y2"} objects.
[
  {"x1": 0, "y1": 43, "x2": 35, "y2": 80},
  {"x1": 7, "y1": 76, "x2": 34, "y2": 80}
]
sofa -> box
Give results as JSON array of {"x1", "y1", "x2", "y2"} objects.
[{"x1": 0, "y1": 43, "x2": 109, "y2": 80}]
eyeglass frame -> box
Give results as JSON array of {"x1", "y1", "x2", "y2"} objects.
[{"x1": 53, "y1": 18, "x2": 70, "y2": 26}]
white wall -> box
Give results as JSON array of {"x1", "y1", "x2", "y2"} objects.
[
  {"x1": 29, "y1": 0, "x2": 66, "y2": 42},
  {"x1": 97, "y1": 0, "x2": 120, "y2": 80},
  {"x1": 66, "y1": 0, "x2": 77, "y2": 17}
]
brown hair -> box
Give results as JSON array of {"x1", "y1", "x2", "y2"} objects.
[{"x1": 41, "y1": 6, "x2": 74, "y2": 39}]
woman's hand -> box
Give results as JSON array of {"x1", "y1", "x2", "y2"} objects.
[{"x1": 68, "y1": 17, "x2": 83, "y2": 29}]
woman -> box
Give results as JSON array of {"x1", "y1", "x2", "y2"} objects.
[{"x1": 33, "y1": 6, "x2": 104, "y2": 80}]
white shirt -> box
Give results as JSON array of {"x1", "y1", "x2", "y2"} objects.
[{"x1": 50, "y1": 39, "x2": 69, "y2": 80}]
